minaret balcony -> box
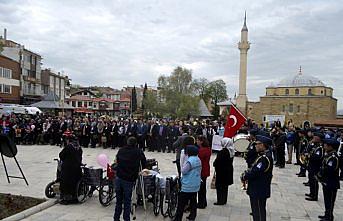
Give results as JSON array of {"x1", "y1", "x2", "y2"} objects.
[{"x1": 238, "y1": 42, "x2": 250, "y2": 50}]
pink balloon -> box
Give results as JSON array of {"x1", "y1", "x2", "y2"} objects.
[{"x1": 97, "y1": 154, "x2": 109, "y2": 168}]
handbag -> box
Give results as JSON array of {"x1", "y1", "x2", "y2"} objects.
[{"x1": 210, "y1": 172, "x2": 216, "y2": 189}]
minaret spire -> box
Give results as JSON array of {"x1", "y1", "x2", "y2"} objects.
[
  {"x1": 242, "y1": 11, "x2": 248, "y2": 31},
  {"x1": 236, "y1": 12, "x2": 250, "y2": 115},
  {"x1": 298, "y1": 65, "x2": 302, "y2": 75}
]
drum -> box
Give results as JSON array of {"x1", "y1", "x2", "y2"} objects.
[{"x1": 233, "y1": 134, "x2": 250, "y2": 153}]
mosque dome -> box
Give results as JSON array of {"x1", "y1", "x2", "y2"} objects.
[{"x1": 276, "y1": 69, "x2": 326, "y2": 87}]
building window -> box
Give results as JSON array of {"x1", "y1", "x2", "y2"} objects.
[
  {"x1": 308, "y1": 89, "x2": 312, "y2": 95},
  {"x1": 89, "y1": 102, "x2": 92, "y2": 106},
  {"x1": 282, "y1": 105, "x2": 286, "y2": 112},
  {"x1": 78, "y1": 101, "x2": 82, "y2": 107},
  {"x1": 72, "y1": 101, "x2": 76, "y2": 107},
  {"x1": 0, "y1": 84, "x2": 12, "y2": 94},
  {"x1": 289, "y1": 103, "x2": 294, "y2": 112},
  {"x1": 297, "y1": 105, "x2": 301, "y2": 113},
  {"x1": 295, "y1": 89, "x2": 299, "y2": 95},
  {"x1": 0, "y1": 67, "x2": 12, "y2": 79},
  {"x1": 84, "y1": 102, "x2": 87, "y2": 107},
  {"x1": 285, "y1": 89, "x2": 289, "y2": 95}
]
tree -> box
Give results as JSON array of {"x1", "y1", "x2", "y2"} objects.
[
  {"x1": 157, "y1": 66, "x2": 199, "y2": 118},
  {"x1": 141, "y1": 83, "x2": 148, "y2": 112},
  {"x1": 142, "y1": 90, "x2": 160, "y2": 117},
  {"x1": 0, "y1": 41, "x2": 3, "y2": 53},
  {"x1": 131, "y1": 86, "x2": 137, "y2": 113},
  {"x1": 206, "y1": 80, "x2": 227, "y2": 118},
  {"x1": 190, "y1": 78, "x2": 209, "y2": 99}
]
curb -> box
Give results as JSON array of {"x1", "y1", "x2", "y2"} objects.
[{"x1": 2, "y1": 199, "x2": 57, "y2": 221}]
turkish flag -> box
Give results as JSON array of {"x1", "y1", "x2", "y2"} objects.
[{"x1": 224, "y1": 105, "x2": 247, "y2": 138}]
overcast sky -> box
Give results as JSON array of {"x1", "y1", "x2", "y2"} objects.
[{"x1": 1, "y1": 0, "x2": 342, "y2": 109}]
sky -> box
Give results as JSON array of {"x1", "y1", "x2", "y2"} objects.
[{"x1": 0, "y1": 0, "x2": 342, "y2": 109}]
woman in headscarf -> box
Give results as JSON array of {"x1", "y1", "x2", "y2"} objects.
[
  {"x1": 59, "y1": 134, "x2": 83, "y2": 204},
  {"x1": 213, "y1": 137, "x2": 234, "y2": 205}
]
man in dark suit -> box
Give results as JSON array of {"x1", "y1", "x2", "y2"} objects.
[
  {"x1": 168, "y1": 121, "x2": 179, "y2": 153},
  {"x1": 136, "y1": 119, "x2": 147, "y2": 151},
  {"x1": 80, "y1": 119, "x2": 91, "y2": 148},
  {"x1": 157, "y1": 121, "x2": 169, "y2": 152},
  {"x1": 173, "y1": 125, "x2": 191, "y2": 177}
]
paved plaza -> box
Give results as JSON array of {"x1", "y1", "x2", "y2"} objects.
[{"x1": 1, "y1": 145, "x2": 342, "y2": 221}]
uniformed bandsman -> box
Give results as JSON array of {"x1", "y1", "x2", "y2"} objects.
[
  {"x1": 245, "y1": 129, "x2": 259, "y2": 168},
  {"x1": 306, "y1": 132, "x2": 324, "y2": 201},
  {"x1": 241, "y1": 134, "x2": 273, "y2": 221},
  {"x1": 296, "y1": 129, "x2": 308, "y2": 177},
  {"x1": 316, "y1": 138, "x2": 340, "y2": 221}
]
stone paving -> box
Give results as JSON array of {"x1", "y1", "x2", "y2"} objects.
[{"x1": 1, "y1": 145, "x2": 342, "y2": 221}]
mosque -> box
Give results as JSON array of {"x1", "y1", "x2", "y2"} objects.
[{"x1": 219, "y1": 13, "x2": 338, "y2": 127}]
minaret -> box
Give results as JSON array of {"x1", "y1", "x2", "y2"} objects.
[{"x1": 236, "y1": 12, "x2": 250, "y2": 115}]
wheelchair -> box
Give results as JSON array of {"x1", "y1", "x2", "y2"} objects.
[
  {"x1": 82, "y1": 164, "x2": 117, "y2": 206},
  {"x1": 131, "y1": 159, "x2": 161, "y2": 219},
  {"x1": 44, "y1": 159, "x2": 89, "y2": 203},
  {"x1": 160, "y1": 175, "x2": 180, "y2": 218},
  {"x1": 45, "y1": 159, "x2": 116, "y2": 206}
]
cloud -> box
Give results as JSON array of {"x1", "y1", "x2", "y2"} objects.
[{"x1": 0, "y1": 0, "x2": 343, "y2": 109}]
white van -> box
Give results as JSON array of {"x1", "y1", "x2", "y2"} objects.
[{"x1": 0, "y1": 104, "x2": 42, "y2": 115}]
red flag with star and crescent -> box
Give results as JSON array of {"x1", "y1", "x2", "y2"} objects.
[{"x1": 224, "y1": 105, "x2": 247, "y2": 138}]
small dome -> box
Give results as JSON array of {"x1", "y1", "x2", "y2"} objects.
[{"x1": 276, "y1": 72, "x2": 326, "y2": 87}]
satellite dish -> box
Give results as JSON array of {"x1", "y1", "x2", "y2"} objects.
[{"x1": 0, "y1": 134, "x2": 18, "y2": 158}]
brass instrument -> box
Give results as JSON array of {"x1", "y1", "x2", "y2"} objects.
[
  {"x1": 299, "y1": 153, "x2": 309, "y2": 166},
  {"x1": 240, "y1": 171, "x2": 248, "y2": 190}
]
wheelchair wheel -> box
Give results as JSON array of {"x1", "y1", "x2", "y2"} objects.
[
  {"x1": 76, "y1": 179, "x2": 89, "y2": 203},
  {"x1": 99, "y1": 179, "x2": 115, "y2": 206},
  {"x1": 160, "y1": 192, "x2": 169, "y2": 217},
  {"x1": 45, "y1": 181, "x2": 57, "y2": 198},
  {"x1": 153, "y1": 184, "x2": 161, "y2": 216},
  {"x1": 168, "y1": 188, "x2": 178, "y2": 219}
]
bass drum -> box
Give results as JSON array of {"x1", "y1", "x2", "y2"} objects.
[{"x1": 233, "y1": 134, "x2": 250, "y2": 153}]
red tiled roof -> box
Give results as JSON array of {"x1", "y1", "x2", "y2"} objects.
[
  {"x1": 93, "y1": 97, "x2": 118, "y2": 102},
  {"x1": 68, "y1": 95, "x2": 93, "y2": 101},
  {"x1": 74, "y1": 108, "x2": 94, "y2": 113}
]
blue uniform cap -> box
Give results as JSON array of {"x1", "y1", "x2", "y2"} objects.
[
  {"x1": 256, "y1": 135, "x2": 273, "y2": 146},
  {"x1": 313, "y1": 132, "x2": 324, "y2": 140},
  {"x1": 323, "y1": 138, "x2": 340, "y2": 149}
]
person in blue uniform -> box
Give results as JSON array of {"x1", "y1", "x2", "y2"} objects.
[
  {"x1": 316, "y1": 138, "x2": 340, "y2": 221},
  {"x1": 296, "y1": 129, "x2": 308, "y2": 177},
  {"x1": 241, "y1": 134, "x2": 273, "y2": 221},
  {"x1": 306, "y1": 132, "x2": 324, "y2": 201},
  {"x1": 245, "y1": 129, "x2": 258, "y2": 168}
]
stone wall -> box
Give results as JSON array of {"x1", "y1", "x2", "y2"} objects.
[{"x1": 248, "y1": 96, "x2": 337, "y2": 127}]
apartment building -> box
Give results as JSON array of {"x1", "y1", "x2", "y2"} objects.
[{"x1": 0, "y1": 55, "x2": 21, "y2": 103}]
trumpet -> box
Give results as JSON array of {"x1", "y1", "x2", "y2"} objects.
[{"x1": 240, "y1": 172, "x2": 247, "y2": 190}]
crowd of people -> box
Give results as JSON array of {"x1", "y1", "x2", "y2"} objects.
[
  {"x1": 0, "y1": 112, "x2": 227, "y2": 151},
  {"x1": 1, "y1": 112, "x2": 343, "y2": 221}
]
